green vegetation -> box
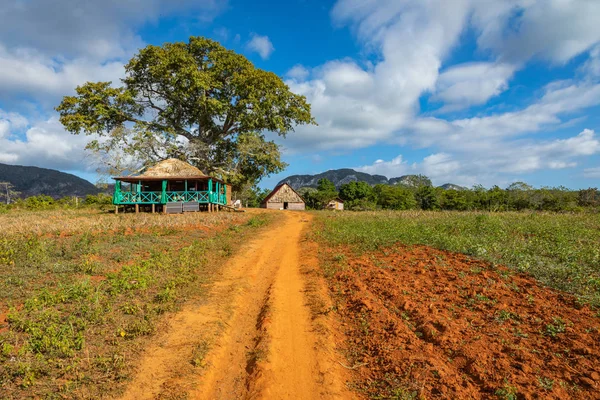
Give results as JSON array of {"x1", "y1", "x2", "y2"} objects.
[
  {"x1": 307, "y1": 177, "x2": 600, "y2": 212},
  {"x1": 56, "y1": 36, "x2": 315, "y2": 193},
  {"x1": 1, "y1": 193, "x2": 113, "y2": 212},
  {"x1": 544, "y1": 317, "x2": 567, "y2": 338},
  {"x1": 0, "y1": 209, "x2": 273, "y2": 398},
  {"x1": 495, "y1": 381, "x2": 518, "y2": 400},
  {"x1": 314, "y1": 211, "x2": 600, "y2": 306},
  {"x1": 302, "y1": 178, "x2": 340, "y2": 209}
]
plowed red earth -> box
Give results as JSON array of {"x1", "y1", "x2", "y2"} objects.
[{"x1": 328, "y1": 245, "x2": 600, "y2": 399}]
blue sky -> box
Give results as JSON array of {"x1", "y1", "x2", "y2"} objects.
[{"x1": 1, "y1": 0, "x2": 600, "y2": 189}]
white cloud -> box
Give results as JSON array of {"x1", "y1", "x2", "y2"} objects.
[
  {"x1": 0, "y1": 121, "x2": 9, "y2": 140},
  {"x1": 421, "y1": 153, "x2": 462, "y2": 178},
  {"x1": 0, "y1": 1, "x2": 227, "y2": 106},
  {"x1": 471, "y1": 0, "x2": 600, "y2": 64},
  {"x1": 286, "y1": 65, "x2": 310, "y2": 81},
  {"x1": 0, "y1": 110, "x2": 28, "y2": 130},
  {"x1": 0, "y1": 115, "x2": 96, "y2": 171},
  {"x1": 408, "y1": 80, "x2": 600, "y2": 153},
  {"x1": 282, "y1": 0, "x2": 472, "y2": 150},
  {"x1": 434, "y1": 62, "x2": 516, "y2": 110},
  {"x1": 357, "y1": 129, "x2": 600, "y2": 187},
  {"x1": 581, "y1": 44, "x2": 600, "y2": 78},
  {"x1": 356, "y1": 155, "x2": 408, "y2": 177},
  {"x1": 583, "y1": 167, "x2": 600, "y2": 179},
  {"x1": 282, "y1": 0, "x2": 600, "y2": 155},
  {"x1": 0, "y1": 45, "x2": 125, "y2": 104},
  {"x1": 246, "y1": 34, "x2": 275, "y2": 60},
  {"x1": 356, "y1": 152, "x2": 476, "y2": 187},
  {"x1": 0, "y1": 0, "x2": 227, "y2": 60}
]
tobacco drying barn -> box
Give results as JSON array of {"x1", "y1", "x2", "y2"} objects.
[{"x1": 261, "y1": 183, "x2": 305, "y2": 210}]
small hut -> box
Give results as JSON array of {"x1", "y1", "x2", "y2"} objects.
[
  {"x1": 261, "y1": 183, "x2": 305, "y2": 210},
  {"x1": 325, "y1": 198, "x2": 344, "y2": 211},
  {"x1": 112, "y1": 158, "x2": 230, "y2": 213}
]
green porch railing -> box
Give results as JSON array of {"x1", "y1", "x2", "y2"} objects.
[
  {"x1": 165, "y1": 191, "x2": 210, "y2": 203},
  {"x1": 117, "y1": 191, "x2": 162, "y2": 204},
  {"x1": 114, "y1": 189, "x2": 226, "y2": 205}
]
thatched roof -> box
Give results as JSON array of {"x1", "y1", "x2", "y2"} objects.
[
  {"x1": 113, "y1": 158, "x2": 224, "y2": 182},
  {"x1": 140, "y1": 158, "x2": 207, "y2": 178}
]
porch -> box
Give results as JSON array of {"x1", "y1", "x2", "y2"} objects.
[{"x1": 112, "y1": 177, "x2": 228, "y2": 213}]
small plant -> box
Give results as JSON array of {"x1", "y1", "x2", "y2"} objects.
[
  {"x1": 495, "y1": 381, "x2": 518, "y2": 399},
  {"x1": 246, "y1": 216, "x2": 267, "y2": 227},
  {"x1": 544, "y1": 317, "x2": 566, "y2": 338},
  {"x1": 121, "y1": 303, "x2": 141, "y2": 315},
  {"x1": 119, "y1": 318, "x2": 155, "y2": 339},
  {"x1": 390, "y1": 387, "x2": 419, "y2": 399},
  {"x1": 154, "y1": 286, "x2": 176, "y2": 303},
  {"x1": 191, "y1": 341, "x2": 211, "y2": 367},
  {"x1": 496, "y1": 310, "x2": 520, "y2": 323},
  {"x1": 332, "y1": 253, "x2": 346, "y2": 262},
  {"x1": 538, "y1": 376, "x2": 554, "y2": 390}
]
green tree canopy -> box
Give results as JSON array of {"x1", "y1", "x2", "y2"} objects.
[
  {"x1": 56, "y1": 36, "x2": 315, "y2": 191},
  {"x1": 374, "y1": 184, "x2": 416, "y2": 210},
  {"x1": 439, "y1": 189, "x2": 468, "y2": 211},
  {"x1": 416, "y1": 185, "x2": 440, "y2": 210},
  {"x1": 339, "y1": 181, "x2": 374, "y2": 202},
  {"x1": 302, "y1": 178, "x2": 338, "y2": 209},
  {"x1": 317, "y1": 178, "x2": 337, "y2": 193}
]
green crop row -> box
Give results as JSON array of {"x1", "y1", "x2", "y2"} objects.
[{"x1": 314, "y1": 211, "x2": 600, "y2": 306}]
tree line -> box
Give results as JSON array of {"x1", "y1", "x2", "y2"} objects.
[
  {"x1": 291, "y1": 177, "x2": 600, "y2": 212},
  {"x1": 0, "y1": 193, "x2": 113, "y2": 212}
]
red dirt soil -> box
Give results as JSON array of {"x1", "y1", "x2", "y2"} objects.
[{"x1": 327, "y1": 244, "x2": 600, "y2": 399}]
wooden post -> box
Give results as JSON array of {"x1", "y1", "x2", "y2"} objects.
[
  {"x1": 152, "y1": 203, "x2": 155, "y2": 214},
  {"x1": 135, "y1": 204, "x2": 139, "y2": 214},
  {"x1": 115, "y1": 205, "x2": 119, "y2": 214}
]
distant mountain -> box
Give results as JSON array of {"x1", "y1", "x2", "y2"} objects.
[
  {"x1": 0, "y1": 163, "x2": 100, "y2": 199},
  {"x1": 389, "y1": 175, "x2": 432, "y2": 187},
  {"x1": 278, "y1": 168, "x2": 388, "y2": 189},
  {"x1": 278, "y1": 168, "x2": 463, "y2": 190},
  {"x1": 439, "y1": 183, "x2": 467, "y2": 190}
]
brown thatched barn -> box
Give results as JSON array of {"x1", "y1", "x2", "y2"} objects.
[{"x1": 261, "y1": 183, "x2": 305, "y2": 210}]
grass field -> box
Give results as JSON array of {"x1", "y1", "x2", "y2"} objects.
[
  {"x1": 0, "y1": 209, "x2": 274, "y2": 399},
  {"x1": 314, "y1": 210, "x2": 600, "y2": 306}
]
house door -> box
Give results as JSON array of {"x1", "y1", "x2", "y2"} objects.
[{"x1": 284, "y1": 202, "x2": 289, "y2": 209}]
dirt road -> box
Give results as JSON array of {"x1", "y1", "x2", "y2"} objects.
[{"x1": 120, "y1": 211, "x2": 351, "y2": 400}]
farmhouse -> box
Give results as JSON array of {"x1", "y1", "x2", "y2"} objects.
[
  {"x1": 112, "y1": 158, "x2": 231, "y2": 213},
  {"x1": 325, "y1": 198, "x2": 344, "y2": 211},
  {"x1": 261, "y1": 183, "x2": 305, "y2": 210}
]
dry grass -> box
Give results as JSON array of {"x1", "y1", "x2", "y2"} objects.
[{"x1": 0, "y1": 208, "x2": 240, "y2": 237}]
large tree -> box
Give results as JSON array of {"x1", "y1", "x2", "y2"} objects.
[{"x1": 56, "y1": 37, "x2": 315, "y2": 190}]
